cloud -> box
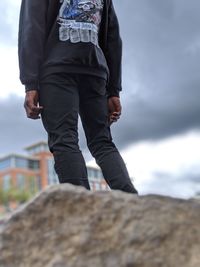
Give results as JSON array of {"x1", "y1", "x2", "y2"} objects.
[
  {"x1": 0, "y1": 95, "x2": 46, "y2": 156},
  {"x1": 0, "y1": 95, "x2": 92, "y2": 161},
  {"x1": 112, "y1": 79, "x2": 200, "y2": 148},
  {"x1": 110, "y1": 0, "x2": 200, "y2": 148},
  {"x1": 142, "y1": 170, "x2": 200, "y2": 198},
  {"x1": 116, "y1": 131, "x2": 200, "y2": 198},
  {"x1": 1, "y1": 0, "x2": 200, "y2": 155},
  {"x1": 0, "y1": 0, "x2": 20, "y2": 46},
  {"x1": 0, "y1": 1, "x2": 200, "y2": 199}
]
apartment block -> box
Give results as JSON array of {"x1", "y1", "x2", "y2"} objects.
[{"x1": 0, "y1": 141, "x2": 110, "y2": 193}]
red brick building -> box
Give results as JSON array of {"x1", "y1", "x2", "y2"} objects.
[{"x1": 0, "y1": 141, "x2": 110, "y2": 193}]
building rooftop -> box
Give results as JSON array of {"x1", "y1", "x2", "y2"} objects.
[
  {"x1": 24, "y1": 141, "x2": 48, "y2": 151},
  {"x1": 0, "y1": 153, "x2": 38, "y2": 162},
  {"x1": 0, "y1": 141, "x2": 102, "y2": 172}
]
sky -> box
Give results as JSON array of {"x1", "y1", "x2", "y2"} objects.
[{"x1": 0, "y1": 0, "x2": 200, "y2": 198}]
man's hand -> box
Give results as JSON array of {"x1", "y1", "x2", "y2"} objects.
[
  {"x1": 24, "y1": 90, "x2": 43, "y2": 119},
  {"x1": 108, "y1": 96, "x2": 122, "y2": 125}
]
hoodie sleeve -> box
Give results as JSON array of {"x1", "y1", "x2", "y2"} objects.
[
  {"x1": 18, "y1": 0, "x2": 48, "y2": 91},
  {"x1": 105, "y1": 0, "x2": 122, "y2": 98}
]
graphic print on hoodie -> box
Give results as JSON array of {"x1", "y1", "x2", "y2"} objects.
[{"x1": 57, "y1": 0, "x2": 104, "y2": 47}]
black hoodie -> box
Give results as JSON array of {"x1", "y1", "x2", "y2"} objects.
[{"x1": 18, "y1": 0, "x2": 122, "y2": 97}]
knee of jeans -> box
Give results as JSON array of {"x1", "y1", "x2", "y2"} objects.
[
  {"x1": 87, "y1": 140, "x2": 118, "y2": 160},
  {"x1": 48, "y1": 135, "x2": 81, "y2": 154}
]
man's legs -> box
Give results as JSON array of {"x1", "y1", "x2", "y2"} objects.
[
  {"x1": 78, "y1": 75, "x2": 138, "y2": 194},
  {"x1": 39, "y1": 73, "x2": 91, "y2": 190}
]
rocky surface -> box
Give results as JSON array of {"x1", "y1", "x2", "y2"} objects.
[{"x1": 0, "y1": 184, "x2": 200, "y2": 267}]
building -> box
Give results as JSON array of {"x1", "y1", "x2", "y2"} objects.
[{"x1": 0, "y1": 141, "x2": 110, "y2": 193}]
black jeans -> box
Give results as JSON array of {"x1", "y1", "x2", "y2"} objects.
[{"x1": 39, "y1": 72, "x2": 138, "y2": 194}]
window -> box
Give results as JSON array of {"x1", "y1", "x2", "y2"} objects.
[
  {"x1": 28, "y1": 160, "x2": 39, "y2": 170},
  {"x1": 93, "y1": 169, "x2": 98, "y2": 179},
  {"x1": 87, "y1": 168, "x2": 92, "y2": 178},
  {"x1": 15, "y1": 157, "x2": 28, "y2": 169},
  {"x1": 16, "y1": 174, "x2": 25, "y2": 190},
  {"x1": 3, "y1": 174, "x2": 11, "y2": 191},
  {"x1": 28, "y1": 176, "x2": 37, "y2": 193},
  {"x1": 47, "y1": 158, "x2": 59, "y2": 185},
  {"x1": 36, "y1": 175, "x2": 42, "y2": 191},
  {"x1": 88, "y1": 168, "x2": 97, "y2": 179},
  {"x1": 97, "y1": 169, "x2": 103, "y2": 179},
  {"x1": 95, "y1": 182, "x2": 101, "y2": 191},
  {"x1": 0, "y1": 158, "x2": 11, "y2": 171}
]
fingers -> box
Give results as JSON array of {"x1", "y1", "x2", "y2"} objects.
[
  {"x1": 24, "y1": 101, "x2": 43, "y2": 120},
  {"x1": 24, "y1": 90, "x2": 43, "y2": 119},
  {"x1": 109, "y1": 111, "x2": 121, "y2": 124},
  {"x1": 107, "y1": 96, "x2": 122, "y2": 115}
]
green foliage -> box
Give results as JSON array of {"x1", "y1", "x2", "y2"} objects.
[
  {"x1": 27, "y1": 176, "x2": 38, "y2": 195},
  {"x1": 0, "y1": 188, "x2": 9, "y2": 205},
  {"x1": 0, "y1": 175, "x2": 39, "y2": 205},
  {"x1": 0, "y1": 187, "x2": 32, "y2": 205}
]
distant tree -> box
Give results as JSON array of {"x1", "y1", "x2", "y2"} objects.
[{"x1": 0, "y1": 185, "x2": 37, "y2": 206}]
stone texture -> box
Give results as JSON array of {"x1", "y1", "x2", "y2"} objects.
[{"x1": 0, "y1": 183, "x2": 200, "y2": 267}]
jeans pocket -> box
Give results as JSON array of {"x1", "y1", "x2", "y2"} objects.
[
  {"x1": 95, "y1": 77, "x2": 107, "y2": 96},
  {"x1": 81, "y1": 75, "x2": 107, "y2": 96}
]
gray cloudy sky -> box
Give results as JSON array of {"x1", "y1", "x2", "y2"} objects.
[
  {"x1": 116, "y1": 0, "x2": 200, "y2": 146},
  {"x1": 0, "y1": 0, "x2": 200, "y2": 197}
]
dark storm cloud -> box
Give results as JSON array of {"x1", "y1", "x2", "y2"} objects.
[
  {"x1": 0, "y1": 95, "x2": 91, "y2": 161},
  {"x1": 0, "y1": 0, "x2": 200, "y2": 155},
  {"x1": 0, "y1": 95, "x2": 46, "y2": 156},
  {"x1": 112, "y1": 79, "x2": 200, "y2": 147},
  {"x1": 111, "y1": 0, "x2": 200, "y2": 148}
]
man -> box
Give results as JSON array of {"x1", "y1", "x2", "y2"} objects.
[{"x1": 18, "y1": 0, "x2": 138, "y2": 194}]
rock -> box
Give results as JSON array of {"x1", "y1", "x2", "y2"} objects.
[{"x1": 0, "y1": 183, "x2": 200, "y2": 267}]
